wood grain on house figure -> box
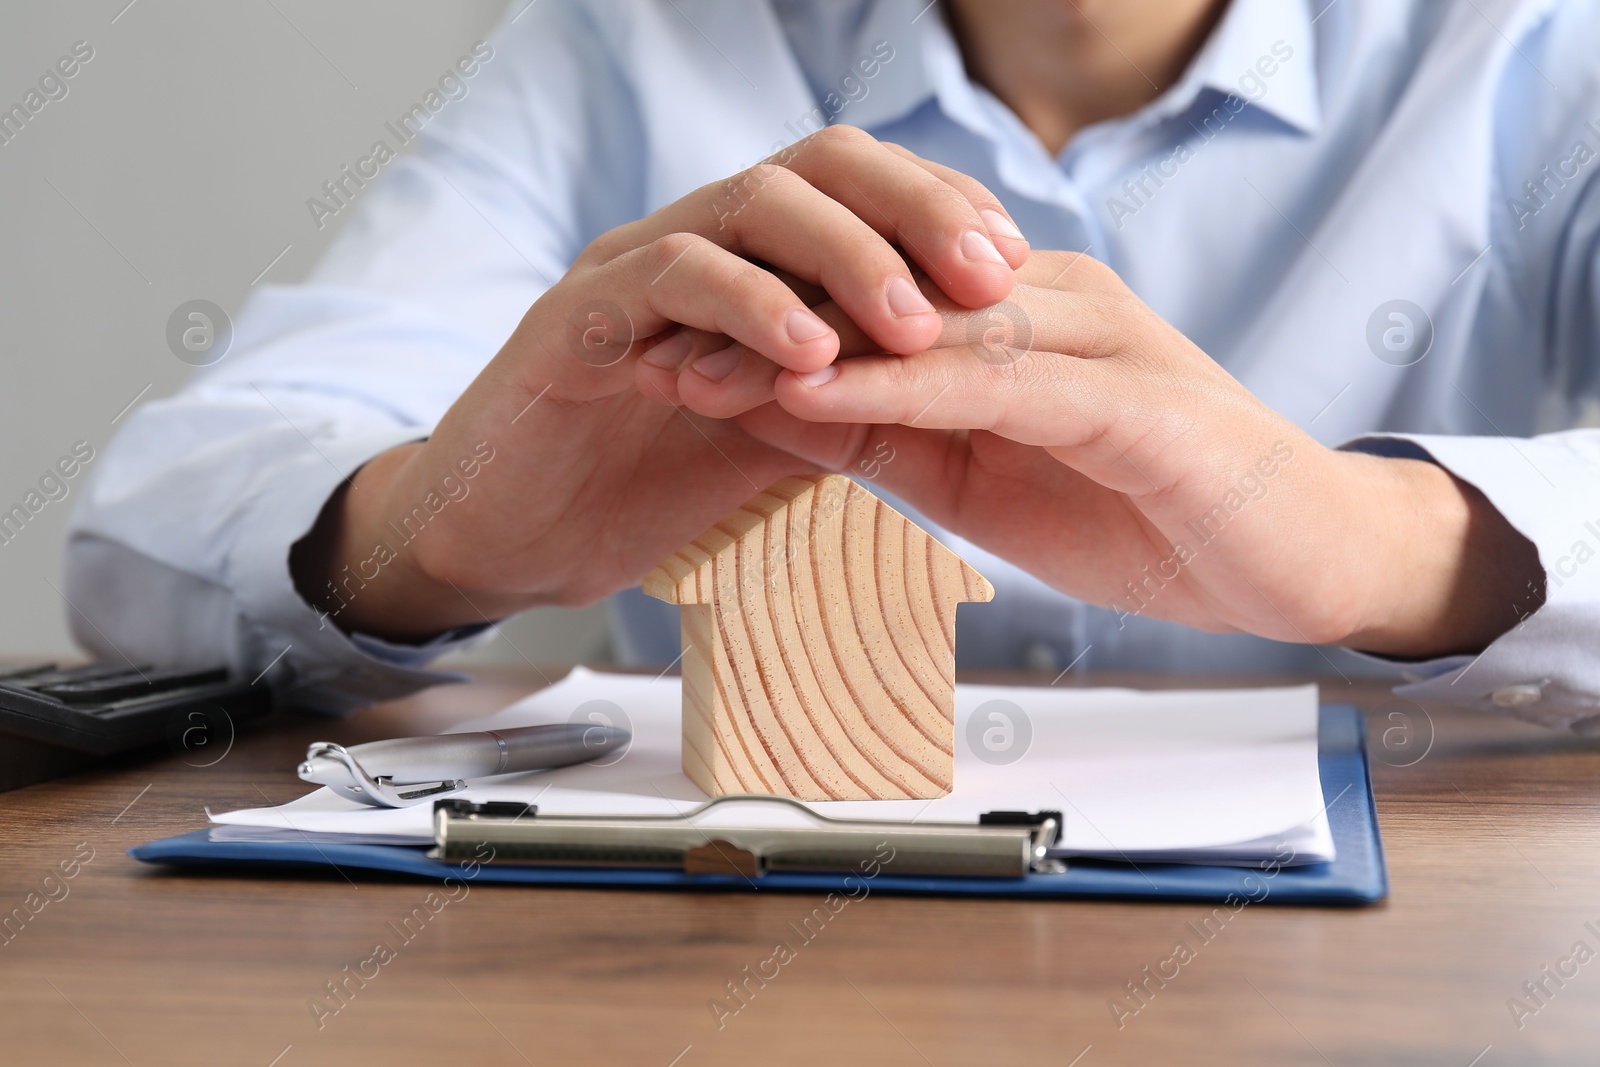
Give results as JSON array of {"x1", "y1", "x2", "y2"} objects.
[{"x1": 644, "y1": 473, "x2": 994, "y2": 801}]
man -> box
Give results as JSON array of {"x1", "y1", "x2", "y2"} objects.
[{"x1": 67, "y1": 0, "x2": 1600, "y2": 732}]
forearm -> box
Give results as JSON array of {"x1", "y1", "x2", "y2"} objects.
[{"x1": 67, "y1": 386, "x2": 474, "y2": 712}]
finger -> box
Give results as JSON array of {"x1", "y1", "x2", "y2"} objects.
[
  {"x1": 808, "y1": 298, "x2": 878, "y2": 357},
  {"x1": 634, "y1": 326, "x2": 731, "y2": 407},
  {"x1": 808, "y1": 279, "x2": 1128, "y2": 359},
  {"x1": 666, "y1": 255, "x2": 1110, "y2": 422},
  {"x1": 771, "y1": 344, "x2": 1120, "y2": 449},
  {"x1": 879, "y1": 142, "x2": 1029, "y2": 269},
  {"x1": 807, "y1": 277, "x2": 1017, "y2": 358},
  {"x1": 771, "y1": 341, "x2": 1208, "y2": 502},
  {"x1": 672, "y1": 347, "x2": 784, "y2": 422},
  {"x1": 589, "y1": 127, "x2": 1023, "y2": 357},
  {"x1": 676, "y1": 343, "x2": 785, "y2": 419},
  {"x1": 1015, "y1": 248, "x2": 1127, "y2": 294},
  {"x1": 594, "y1": 233, "x2": 840, "y2": 374},
  {"x1": 773, "y1": 126, "x2": 1017, "y2": 310},
  {"x1": 673, "y1": 297, "x2": 887, "y2": 417},
  {"x1": 703, "y1": 163, "x2": 947, "y2": 355},
  {"x1": 733, "y1": 404, "x2": 969, "y2": 522},
  {"x1": 757, "y1": 261, "x2": 829, "y2": 307},
  {"x1": 597, "y1": 161, "x2": 942, "y2": 357},
  {"x1": 682, "y1": 272, "x2": 1053, "y2": 418},
  {"x1": 930, "y1": 280, "x2": 1139, "y2": 359}
]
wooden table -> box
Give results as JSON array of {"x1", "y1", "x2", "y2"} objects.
[{"x1": 1, "y1": 667, "x2": 1597, "y2": 1066}]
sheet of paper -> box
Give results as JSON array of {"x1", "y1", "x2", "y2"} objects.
[{"x1": 211, "y1": 668, "x2": 1334, "y2": 864}]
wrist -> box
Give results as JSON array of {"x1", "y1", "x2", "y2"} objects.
[
  {"x1": 1336, "y1": 450, "x2": 1544, "y2": 658},
  {"x1": 290, "y1": 442, "x2": 536, "y2": 642}
]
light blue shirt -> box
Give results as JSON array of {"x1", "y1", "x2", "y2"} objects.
[{"x1": 68, "y1": 0, "x2": 1600, "y2": 730}]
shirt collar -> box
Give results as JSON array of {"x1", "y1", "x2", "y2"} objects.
[
  {"x1": 1175, "y1": 0, "x2": 1321, "y2": 134},
  {"x1": 824, "y1": 0, "x2": 946, "y2": 133},
  {"x1": 839, "y1": 0, "x2": 1321, "y2": 139}
]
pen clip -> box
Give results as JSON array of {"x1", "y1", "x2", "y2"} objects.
[{"x1": 298, "y1": 741, "x2": 466, "y2": 809}]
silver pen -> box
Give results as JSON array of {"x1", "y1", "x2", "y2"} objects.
[{"x1": 297, "y1": 723, "x2": 631, "y2": 808}]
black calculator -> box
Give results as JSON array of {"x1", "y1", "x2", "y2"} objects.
[{"x1": 0, "y1": 662, "x2": 272, "y2": 791}]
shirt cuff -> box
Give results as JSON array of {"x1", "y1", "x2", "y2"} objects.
[
  {"x1": 1341, "y1": 432, "x2": 1600, "y2": 733},
  {"x1": 228, "y1": 426, "x2": 487, "y2": 715}
]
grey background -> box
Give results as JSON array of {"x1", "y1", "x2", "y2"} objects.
[{"x1": 0, "y1": 0, "x2": 613, "y2": 666}]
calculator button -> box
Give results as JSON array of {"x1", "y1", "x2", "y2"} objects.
[{"x1": 36, "y1": 666, "x2": 229, "y2": 705}]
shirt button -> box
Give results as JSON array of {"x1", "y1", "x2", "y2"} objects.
[
  {"x1": 1490, "y1": 683, "x2": 1543, "y2": 708},
  {"x1": 1023, "y1": 640, "x2": 1059, "y2": 674}
]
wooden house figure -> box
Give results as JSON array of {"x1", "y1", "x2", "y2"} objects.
[{"x1": 643, "y1": 473, "x2": 994, "y2": 801}]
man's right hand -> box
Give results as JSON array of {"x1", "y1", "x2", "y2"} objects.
[{"x1": 290, "y1": 127, "x2": 1028, "y2": 641}]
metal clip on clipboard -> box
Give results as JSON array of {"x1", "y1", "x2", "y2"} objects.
[{"x1": 432, "y1": 797, "x2": 1066, "y2": 879}]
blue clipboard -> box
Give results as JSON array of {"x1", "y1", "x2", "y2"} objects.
[{"x1": 130, "y1": 704, "x2": 1387, "y2": 905}]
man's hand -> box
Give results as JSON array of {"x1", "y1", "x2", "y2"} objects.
[
  {"x1": 720, "y1": 250, "x2": 1543, "y2": 659},
  {"x1": 290, "y1": 128, "x2": 1030, "y2": 640}
]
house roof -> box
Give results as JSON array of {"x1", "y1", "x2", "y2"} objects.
[{"x1": 643, "y1": 473, "x2": 993, "y2": 607}]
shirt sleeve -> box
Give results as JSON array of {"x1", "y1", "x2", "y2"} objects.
[
  {"x1": 1341, "y1": 432, "x2": 1600, "y2": 734},
  {"x1": 1346, "y1": 4, "x2": 1600, "y2": 735},
  {"x1": 64, "y1": 0, "x2": 646, "y2": 714}
]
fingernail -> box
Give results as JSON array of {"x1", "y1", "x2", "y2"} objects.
[
  {"x1": 886, "y1": 276, "x2": 934, "y2": 318},
  {"x1": 960, "y1": 229, "x2": 1008, "y2": 265},
  {"x1": 796, "y1": 365, "x2": 838, "y2": 388},
  {"x1": 786, "y1": 307, "x2": 831, "y2": 344},
  {"x1": 980, "y1": 208, "x2": 1024, "y2": 241},
  {"x1": 642, "y1": 332, "x2": 693, "y2": 369},
  {"x1": 690, "y1": 345, "x2": 742, "y2": 383}
]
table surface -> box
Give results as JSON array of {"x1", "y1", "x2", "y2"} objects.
[{"x1": 1, "y1": 666, "x2": 1597, "y2": 1067}]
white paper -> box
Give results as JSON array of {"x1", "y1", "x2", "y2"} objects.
[{"x1": 211, "y1": 668, "x2": 1334, "y2": 865}]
